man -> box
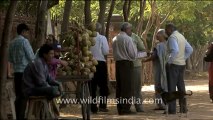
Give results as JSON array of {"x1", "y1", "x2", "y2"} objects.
[
  {"x1": 112, "y1": 22, "x2": 146, "y2": 115},
  {"x1": 143, "y1": 29, "x2": 168, "y2": 110},
  {"x1": 130, "y1": 32, "x2": 146, "y2": 112},
  {"x1": 165, "y1": 23, "x2": 193, "y2": 114},
  {"x1": 90, "y1": 22, "x2": 109, "y2": 113},
  {"x1": 23, "y1": 44, "x2": 61, "y2": 98},
  {"x1": 8, "y1": 23, "x2": 34, "y2": 119}
]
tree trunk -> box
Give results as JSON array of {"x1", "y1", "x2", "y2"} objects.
[
  {"x1": 123, "y1": 0, "x2": 128, "y2": 22},
  {"x1": 141, "y1": 0, "x2": 156, "y2": 50},
  {"x1": 0, "y1": 1, "x2": 18, "y2": 119},
  {"x1": 84, "y1": 0, "x2": 91, "y2": 28},
  {"x1": 136, "y1": 0, "x2": 146, "y2": 35},
  {"x1": 35, "y1": 0, "x2": 48, "y2": 50},
  {"x1": 105, "y1": 0, "x2": 116, "y2": 41},
  {"x1": 97, "y1": 0, "x2": 107, "y2": 35},
  {"x1": 61, "y1": 0, "x2": 72, "y2": 34}
]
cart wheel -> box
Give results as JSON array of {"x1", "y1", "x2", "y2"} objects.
[{"x1": 81, "y1": 82, "x2": 91, "y2": 120}]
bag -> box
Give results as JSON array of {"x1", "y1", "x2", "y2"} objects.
[{"x1": 204, "y1": 44, "x2": 213, "y2": 62}]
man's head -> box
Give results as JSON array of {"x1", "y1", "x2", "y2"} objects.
[
  {"x1": 156, "y1": 29, "x2": 167, "y2": 42},
  {"x1": 45, "y1": 34, "x2": 58, "y2": 45},
  {"x1": 120, "y1": 22, "x2": 132, "y2": 36},
  {"x1": 165, "y1": 23, "x2": 177, "y2": 36},
  {"x1": 38, "y1": 44, "x2": 54, "y2": 62},
  {"x1": 17, "y1": 23, "x2": 30, "y2": 38},
  {"x1": 96, "y1": 22, "x2": 102, "y2": 33}
]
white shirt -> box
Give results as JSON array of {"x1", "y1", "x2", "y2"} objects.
[
  {"x1": 112, "y1": 32, "x2": 138, "y2": 61},
  {"x1": 112, "y1": 32, "x2": 147, "y2": 61},
  {"x1": 90, "y1": 32, "x2": 109, "y2": 61}
]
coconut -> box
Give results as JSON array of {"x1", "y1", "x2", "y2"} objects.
[
  {"x1": 92, "y1": 59, "x2": 98, "y2": 66},
  {"x1": 88, "y1": 23, "x2": 96, "y2": 31},
  {"x1": 90, "y1": 38, "x2": 96, "y2": 46},
  {"x1": 91, "y1": 31, "x2": 97, "y2": 37},
  {"x1": 91, "y1": 66, "x2": 96, "y2": 72}
]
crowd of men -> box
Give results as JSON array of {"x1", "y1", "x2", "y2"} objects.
[{"x1": 8, "y1": 21, "x2": 193, "y2": 119}]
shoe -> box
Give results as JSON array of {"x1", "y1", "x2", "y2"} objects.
[
  {"x1": 154, "y1": 107, "x2": 165, "y2": 110},
  {"x1": 91, "y1": 111, "x2": 98, "y2": 114},
  {"x1": 99, "y1": 108, "x2": 109, "y2": 112},
  {"x1": 163, "y1": 111, "x2": 176, "y2": 114},
  {"x1": 136, "y1": 109, "x2": 144, "y2": 112}
]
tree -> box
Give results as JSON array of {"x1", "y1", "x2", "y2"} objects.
[
  {"x1": 123, "y1": 0, "x2": 131, "y2": 22},
  {"x1": 136, "y1": 0, "x2": 146, "y2": 35},
  {"x1": 61, "y1": 0, "x2": 72, "y2": 34},
  {"x1": 97, "y1": 0, "x2": 107, "y2": 35},
  {"x1": 0, "y1": 1, "x2": 18, "y2": 119},
  {"x1": 34, "y1": 0, "x2": 48, "y2": 50},
  {"x1": 105, "y1": 0, "x2": 116, "y2": 40},
  {"x1": 84, "y1": 0, "x2": 91, "y2": 28}
]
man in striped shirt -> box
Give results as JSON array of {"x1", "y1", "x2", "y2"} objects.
[{"x1": 8, "y1": 23, "x2": 35, "y2": 120}]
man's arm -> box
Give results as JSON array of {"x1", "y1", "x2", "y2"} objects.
[
  {"x1": 168, "y1": 36, "x2": 179, "y2": 64},
  {"x1": 8, "y1": 44, "x2": 13, "y2": 63},
  {"x1": 185, "y1": 41, "x2": 193, "y2": 60},
  {"x1": 136, "y1": 35, "x2": 145, "y2": 51},
  {"x1": 23, "y1": 39, "x2": 35, "y2": 61},
  {"x1": 101, "y1": 36, "x2": 109, "y2": 55},
  {"x1": 127, "y1": 37, "x2": 137, "y2": 59},
  {"x1": 32, "y1": 62, "x2": 50, "y2": 87}
]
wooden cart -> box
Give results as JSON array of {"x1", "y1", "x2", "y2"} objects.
[{"x1": 57, "y1": 73, "x2": 93, "y2": 120}]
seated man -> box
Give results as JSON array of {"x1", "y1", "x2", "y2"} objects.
[{"x1": 23, "y1": 44, "x2": 61, "y2": 99}]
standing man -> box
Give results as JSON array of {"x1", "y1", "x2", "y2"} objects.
[
  {"x1": 112, "y1": 22, "x2": 138, "y2": 115},
  {"x1": 165, "y1": 23, "x2": 193, "y2": 114},
  {"x1": 90, "y1": 22, "x2": 109, "y2": 113},
  {"x1": 8, "y1": 23, "x2": 35, "y2": 119},
  {"x1": 142, "y1": 29, "x2": 168, "y2": 110},
  {"x1": 131, "y1": 32, "x2": 145, "y2": 112}
]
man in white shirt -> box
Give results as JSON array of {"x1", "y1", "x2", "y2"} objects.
[
  {"x1": 90, "y1": 22, "x2": 109, "y2": 113},
  {"x1": 112, "y1": 22, "x2": 138, "y2": 115}
]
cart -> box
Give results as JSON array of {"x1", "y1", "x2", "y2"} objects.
[{"x1": 57, "y1": 73, "x2": 93, "y2": 120}]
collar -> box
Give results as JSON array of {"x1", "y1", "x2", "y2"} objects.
[{"x1": 17, "y1": 35, "x2": 25, "y2": 39}]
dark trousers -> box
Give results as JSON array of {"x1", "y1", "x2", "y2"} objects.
[
  {"x1": 14, "y1": 72, "x2": 27, "y2": 120},
  {"x1": 116, "y1": 60, "x2": 134, "y2": 113},
  {"x1": 90, "y1": 61, "x2": 109, "y2": 112},
  {"x1": 166, "y1": 64, "x2": 187, "y2": 113}
]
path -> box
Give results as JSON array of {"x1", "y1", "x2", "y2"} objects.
[{"x1": 60, "y1": 79, "x2": 213, "y2": 120}]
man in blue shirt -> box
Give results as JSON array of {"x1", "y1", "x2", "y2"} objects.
[
  {"x1": 8, "y1": 23, "x2": 35, "y2": 120},
  {"x1": 165, "y1": 23, "x2": 193, "y2": 114}
]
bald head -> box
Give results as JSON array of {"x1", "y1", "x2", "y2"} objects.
[
  {"x1": 156, "y1": 29, "x2": 167, "y2": 42},
  {"x1": 165, "y1": 23, "x2": 177, "y2": 36}
]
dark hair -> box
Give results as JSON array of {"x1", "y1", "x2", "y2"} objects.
[
  {"x1": 38, "y1": 44, "x2": 54, "y2": 58},
  {"x1": 165, "y1": 23, "x2": 177, "y2": 31},
  {"x1": 17, "y1": 23, "x2": 29, "y2": 35}
]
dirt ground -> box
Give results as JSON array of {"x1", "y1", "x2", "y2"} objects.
[
  {"x1": 4, "y1": 72, "x2": 213, "y2": 120},
  {"x1": 59, "y1": 76, "x2": 213, "y2": 120}
]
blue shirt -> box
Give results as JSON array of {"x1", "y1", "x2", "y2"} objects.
[
  {"x1": 168, "y1": 35, "x2": 193, "y2": 64},
  {"x1": 9, "y1": 35, "x2": 35, "y2": 72}
]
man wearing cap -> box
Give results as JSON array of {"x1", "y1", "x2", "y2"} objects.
[
  {"x1": 9, "y1": 23, "x2": 35, "y2": 119},
  {"x1": 112, "y1": 22, "x2": 147, "y2": 115}
]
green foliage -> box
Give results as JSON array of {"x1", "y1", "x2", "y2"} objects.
[
  {"x1": 48, "y1": 0, "x2": 213, "y2": 46},
  {"x1": 0, "y1": 0, "x2": 9, "y2": 10}
]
